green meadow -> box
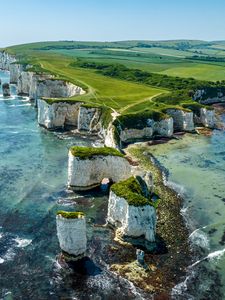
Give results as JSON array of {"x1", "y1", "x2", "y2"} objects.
[{"x1": 4, "y1": 39, "x2": 225, "y2": 117}]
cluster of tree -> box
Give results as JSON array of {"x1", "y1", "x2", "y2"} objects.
[
  {"x1": 74, "y1": 59, "x2": 225, "y2": 93},
  {"x1": 188, "y1": 55, "x2": 225, "y2": 63}
]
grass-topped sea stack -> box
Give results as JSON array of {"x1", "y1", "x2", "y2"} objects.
[
  {"x1": 56, "y1": 211, "x2": 87, "y2": 261},
  {"x1": 68, "y1": 146, "x2": 131, "y2": 190},
  {"x1": 107, "y1": 176, "x2": 158, "y2": 242}
]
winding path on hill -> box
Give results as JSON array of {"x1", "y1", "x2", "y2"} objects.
[{"x1": 120, "y1": 92, "x2": 165, "y2": 114}]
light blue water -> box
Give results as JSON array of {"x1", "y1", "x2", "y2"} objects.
[
  {"x1": 0, "y1": 71, "x2": 142, "y2": 299},
  {"x1": 147, "y1": 123, "x2": 225, "y2": 299}
]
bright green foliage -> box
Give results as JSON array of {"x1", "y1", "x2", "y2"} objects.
[
  {"x1": 70, "y1": 146, "x2": 124, "y2": 159},
  {"x1": 111, "y1": 177, "x2": 155, "y2": 207},
  {"x1": 57, "y1": 211, "x2": 85, "y2": 219},
  {"x1": 113, "y1": 110, "x2": 168, "y2": 130}
]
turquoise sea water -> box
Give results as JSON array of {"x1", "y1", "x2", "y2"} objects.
[
  {"x1": 1, "y1": 68, "x2": 225, "y2": 299},
  {"x1": 0, "y1": 71, "x2": 144, "y2": 299},
  {"x1": 147, "y1": 126, "x2": 225, "y2": 299}
]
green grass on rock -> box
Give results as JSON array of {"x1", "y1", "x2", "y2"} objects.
[{"x1": 70, "y1": 146, "x2": 124, "y2": 159}]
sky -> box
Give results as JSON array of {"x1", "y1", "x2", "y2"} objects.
[{"x1": 0, "y1": 0, "x2": 225, "y2": 47}]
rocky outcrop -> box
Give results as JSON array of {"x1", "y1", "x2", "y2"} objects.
[
  {"x1": 194, "y1": 108, "x2": 215, "y2": 128},
  {"x1": 36, "y1": 79, "x2": 85, "y2": 99},
  {"x1": 154, "y1": 118, "x2": 174, "y2": 136},
  {"x1": 193, "y1": 89, "x2": 225, "y2": 104},
  {"x1": 9, "y1": 63, "x2": 25, "y2": 84},
  {"x1": 119, "y1": 117, "x2": 173, "y2": 143},
  {"x1": 17, "y1": 71, "x2": 33, "y2": 95},
  {"x1": 29, "y1": 74, "x2": 53, "y2": 103},
  {"x1": 2, "y1": 83, "x2": 10, "y2": 97},
  {"x1": 103, "y1": 125, "x2": 119, "y2": 148},
  {"x1": 166, "y1": 109, "x2": 194, "y2": 131},
  {"x1": 78, "y1": 106, "x2": 101, "y2": 132},
  {"x1": 68, "y1": 147, "x2": 131, "y2": 190},
  {"x1": 56, "y1": 212, "x2": 87, "y2": 259},
  {"x1": 107, "y1": 177, "x2": 156, "y2": 242},
  {"x1": 0, "y1": 52, "x2": 16, "y2": 70},
  {"x1": 38, "y1": 99, "x2": 81, "y2": 129},
  {"x1": 38, "y1": 99, "x2": 103, "y2": 131}
]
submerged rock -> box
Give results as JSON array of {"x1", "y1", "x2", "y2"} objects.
[
  {"x1": 56, "y1": 211, "x2": 87, "y2": 259},
  {"x1": 2, "y1": 83, "x2": 10, "y2": 97}
]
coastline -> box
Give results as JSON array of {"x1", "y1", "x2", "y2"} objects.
[
  {"x1": 123, "y1": 105, "x2": 225, "y2": 298},
  {"x1": 107, "y1": 144, "x2": 192, "y2": 297},
  {"x1": 0, "y1": 58, "x2": 223, "y2": 298}
]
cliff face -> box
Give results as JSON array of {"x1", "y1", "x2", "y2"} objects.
[
  {"x1": 36, "y1": 79, "x2": 85, "y2": 99},
  {"x1": 29, "y1": 74, "x2": 53, "y2": 103},
  {"x1": 194, "y1": 108, "x2": 215, "y2": 128},
  {"x1": 107, "y1": 191, "x2": 156, "y2": 242},
  {"x1": 0, "y1": 52, "x2": 16, "y2": 70},
  {"x1": 56, "y1": 215, "x2": 87, "y2": 257},
  {"x1": 17, "y1": 71, "x2": 33, "y2": 95},
  {"x1": 38, "y1": 99, "x2": 102, "y2": 131},
  {"x1": 18, "y1": 72, "x2": 86, "y2": 99},
  {"x1": 103, "y1": 126, "x2": 119, "y2": 148},
  {"x1": 68, "y1": 152, "x2": 131, "y2": 190},
  {"x1": 78, "y1": 106, "x2": 101, "y2": 132},
  {"x1": 166, "y1": 109, "x2": 194, "y2": 132},
  {"x1": 38, "y1": 99, "x2": 81, "y2": 129},
  {"x1": 118, "y1": 117, "x2": 173, "y2": 143},
  {"x1": 193, "y1": 89, "x2": 225, "y2": 104},
  {"x1": 9, "y1": 63, "x2": 24, "y2": 84}
]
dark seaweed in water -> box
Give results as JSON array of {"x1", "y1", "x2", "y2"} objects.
[{"x1": 0, "y1": 72, "x2": 147, "y2": 299}]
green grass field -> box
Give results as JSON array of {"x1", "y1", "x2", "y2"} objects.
[
  {"x1": 6, "y1": 40, "x2": 225, "y2": 82},
  {"x1": 4, "y1": 39, "x2": 225, "y2": 118},
  {"x1": 27, "y1": 52, "x2": 167, "y2": 112}
]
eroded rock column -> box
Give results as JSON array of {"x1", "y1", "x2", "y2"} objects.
[{"x1": 56, "y1": 211, "x2": 87, "y2": 260}]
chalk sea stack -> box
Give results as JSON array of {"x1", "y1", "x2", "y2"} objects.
[
  {"x1": 56, "y1": 211, "x2": 87, "y2": 261},
  {"x1": 107, "y1": 176, "x2": 157, "y2": 242},
  {"x1": 68, "y1": 146, "x2": 131, "y2": 190}
]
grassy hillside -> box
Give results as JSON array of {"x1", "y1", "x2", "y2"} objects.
[
  {"x1": 6, "y1": 39, "x2": 225, "y2": 82},
  {"x1": 4, "y1": 39, "x2": 225, "y2": 120}
]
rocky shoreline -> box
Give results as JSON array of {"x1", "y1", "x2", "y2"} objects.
[
  {"x1": 120, "y1": 145, "x2": 192, "y2": 297},
  {"x1": 0, "y1": 50, "x2": 223, "y2": 298}
]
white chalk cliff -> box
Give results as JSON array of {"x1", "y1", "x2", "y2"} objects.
[
  {"x1": 38, "y1": 99, "x2": 103, "y2": 131},
  {"x1": 107, "y1": 191, "x2": 156, "y2": 242},
  {"x1": 193, "y1": 89, "x2": 225, "y2": 104},
  {"x1": 78, "y1": 106, "x2": 101, "y2": 132},
  {"x1": 166, "y1": 109, "x2": 194, "y2": 131},
  {"x1": 119, "y1": 117, "x2": 173, "y2": 143},
  {"x1": 9, "y1": 63, "x2": 24, "y2": 84},
  {"x1": 194, "y1": 108, "x2": 215, "y2": 128},
  {"x1": 0, "y1": 52, "x2": 16, "y2": 70},
  {"x1": 38, "y1": 99, "x2": 81, "y2": 129},
  {"x1": 68, "y1": 151, "x2": 131, "y2": 190},
  {"x1": 56, "y1": 214, "x2": 87, "y2": 257}
]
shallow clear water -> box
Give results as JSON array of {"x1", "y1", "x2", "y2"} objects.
[
  {"x1": 0, "y1": 71, "x2": 144, "y2": 300},
  {"x1": 148, "y1": 126, "x2": 225, "y2": 299}
]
